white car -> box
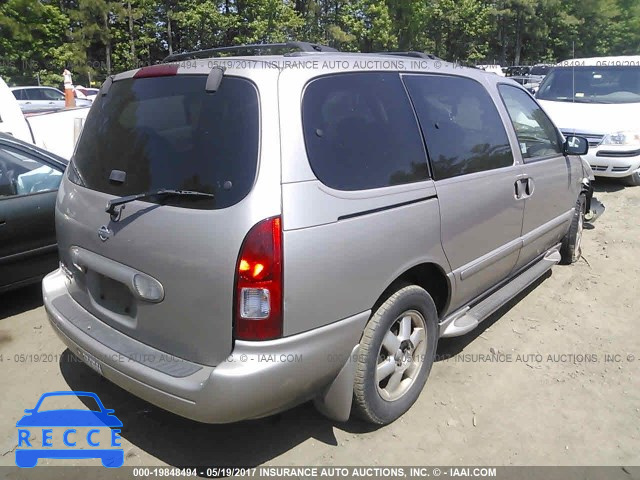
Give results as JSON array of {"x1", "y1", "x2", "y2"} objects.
[
  {"x1": 536, "y1": 56, "x2": 640, "y2": 185},
  {"x1": 10, "y1": 86, "x2": 92, "y2": 114},
  {"x1": 0, "y1": 77, "x2": 33, "y2": 144},
  {"x1": 74, "y1": 86, "x2": 100, "y2": 103}
]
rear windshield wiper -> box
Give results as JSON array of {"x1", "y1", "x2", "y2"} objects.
[{"x1": 106, "y1": 189, "x2": 215, "y2": 218}]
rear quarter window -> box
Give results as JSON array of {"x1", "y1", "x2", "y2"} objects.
[
  {"x1": 71, "y1": 75, "x2": 259, "y2": 210},
  {"x1": 302, "y1": 72, "x2": 429, "y2": 191}
]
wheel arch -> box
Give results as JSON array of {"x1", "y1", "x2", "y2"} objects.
[{"x1": 372, "y1": 262, "x2": 451, "y2": 320}]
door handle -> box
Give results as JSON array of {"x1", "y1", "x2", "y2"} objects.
[
  {"x1": 525, "y1": 178, "x2": 535, "y2": 197},
  {"x1": 514, "y1": 177, "x2": 534, "y2": 199},
  {"x1": 514, "y1": 178, "x2": 528, "y2": 199},
  {"x1": 514, "y1": 180, "x2": 523, "y2": 199}
]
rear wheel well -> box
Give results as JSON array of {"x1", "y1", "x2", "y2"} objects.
[{"x1": 373, "y1": 263, "x2": 450, "y2": 319}]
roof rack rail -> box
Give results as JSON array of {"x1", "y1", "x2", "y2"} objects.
[
  {"x1": 163, "y1": 41, "x2": 337, "y2": 62},
  {"x1": 374, "y1": 51, "x2": 442, "y2": 61}
]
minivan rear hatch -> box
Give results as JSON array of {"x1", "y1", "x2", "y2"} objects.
[{"x1": 57, "y1": 70, "x2": 261, "y2": 366}]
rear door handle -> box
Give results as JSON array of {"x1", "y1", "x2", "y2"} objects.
[
  {"x1": 514, "y1": 178, "x2": 528, "y2": 199},
  {"x1": 514, "y1": 177, "x2": 534, "y2": 199},
  {"x1": 526, "y1": 178, "x2": 535, "y2": 197}
]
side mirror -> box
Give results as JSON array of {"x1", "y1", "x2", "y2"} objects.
[{"x1": 564, "y1": 135, "x2": 589, "y2": 156}]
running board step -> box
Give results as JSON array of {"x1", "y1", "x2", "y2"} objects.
[{"x1": 440, "y1": 249, "x2": 561, "y2": 338}]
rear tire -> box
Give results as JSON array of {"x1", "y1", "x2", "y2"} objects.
[
  {"x1": 560, "y1": 194, "x2": 586, "y2": 265},
  {"x1": 353, "y1": 285, "x2": 438, "y2": 425},
  {"x1": 622, "y1": 171, "x2": 640, "y2": 186}
]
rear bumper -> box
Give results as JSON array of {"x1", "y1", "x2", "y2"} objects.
[
  {"x1": 43, "y1": 269, "x2": 368, "y2": 423},
  {"x1": 585, "y1": 149, "x2": 640, "y2": 178}
]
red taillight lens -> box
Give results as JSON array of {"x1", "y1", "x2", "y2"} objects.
[
  {"x1": 133, "y1": 64, "x2": 179, "y2": 78},
  {"x1": 234, "y1": 216, "x2": 283, "y2": 340}
]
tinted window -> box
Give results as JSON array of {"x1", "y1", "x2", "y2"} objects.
[
  {"x1": 72, "y1": 75, "x2": 259, "y2": 210},
  {"x1": 530, "y1": 65, "x2": 550, "y2": 76},
  {"x1": 0, "y1": 145, "x2": 62, "y2": 198},
  {"x1": 403, "y1": 75, "x2": 514, "y2": 180},
  {"x1": 12, "y1": 89, "x2": 25, "y2": 101},
  {"x1": 25, "y1": 89, "x2": 46, "y2": 100},
  {"x1": 42, "y1": 88, "x2": 64, "y2": 100},
  {"x1": 302, "y1": 72, "x2": 428, "y2": 191},
  {"x1": 537, "y1": 66, "x2": 640, "y2": 104},
  {"x1": 499, "y1": 85, "x2": 562, "y2": 160}
]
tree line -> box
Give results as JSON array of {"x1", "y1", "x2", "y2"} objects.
[{"x1": 1, "y1": 0, "x2": 638, "y2": 87}]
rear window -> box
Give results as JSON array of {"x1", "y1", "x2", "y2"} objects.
[
  {"x1": 71, "y1": 75, "x2": 259, "y2": 210},
  {"x1": 302, "y1": 72, "x2": 429, "y2": 191}
]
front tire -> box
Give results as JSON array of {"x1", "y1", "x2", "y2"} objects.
[
  {"x1": 353, "y1": 285, "x2": 438, "y2": 425},
  {"x1": 622, "y1": 171, "x2": 640, "y2": 186},
  {"x1": 560, "y1": 194, "x2": 586, "y2": 265}
]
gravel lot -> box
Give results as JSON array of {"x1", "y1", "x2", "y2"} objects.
[{"x1": 1, "y1": 180, "x2": 639, "y2": 476}]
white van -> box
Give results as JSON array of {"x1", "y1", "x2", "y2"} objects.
[
  {"x1": 0, "y1": 77, "x2": 33, "y2": 144},
  {"x1": 536, "y1": 56, "x2": 640, "y2": 185}
]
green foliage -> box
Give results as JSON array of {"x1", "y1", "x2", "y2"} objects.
[
  {"x1": 0, "y1": 0, "x2": 70, "y2": 86},
  {"x1": 0, "y1": 0, "x2": 638, "y2": 86},
  {"x1": 340, "y1": 0, "x2": 398, "y2": 52}
]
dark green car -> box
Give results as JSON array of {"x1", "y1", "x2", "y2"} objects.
[{"x1": 0, "y1": 133, "x2": 67, "y2": 293}]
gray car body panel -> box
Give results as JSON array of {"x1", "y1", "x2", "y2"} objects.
[
  {"x1": 42, "y1": 54, "x2": 583, "y2": 423},
  {"x1": 44, "y1": 268, "x2": 369, "y2": 423}
]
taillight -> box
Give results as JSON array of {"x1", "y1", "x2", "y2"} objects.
[
  {"x1": 133, "y1": 64, "x2": 179, "y2": 78},
  {"x1": 234, "y1": 216, "x2": 283, "y2": 340}
]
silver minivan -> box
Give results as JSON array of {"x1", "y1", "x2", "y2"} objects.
[{"x1": 43, "y1": 43, "x2": 590, "y2": 425}]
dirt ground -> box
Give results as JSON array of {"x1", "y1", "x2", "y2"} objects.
[{"x1": 0, "y1": 179, "x2": 639, "y2": 475}]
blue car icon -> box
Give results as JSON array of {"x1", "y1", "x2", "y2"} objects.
[{"x1": 15, "y1": 391, "x2": 124, "y2": 468}]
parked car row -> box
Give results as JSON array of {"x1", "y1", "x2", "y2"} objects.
[
  {"x1": 1, "y1": 77, "x2": 91, "y2": 159},
  {"x1": 10, "y1": 86, "x2": 93, "y2": 114},
  {"x1": 506, "y1": 64, "x2": 553, "y2": 94}
]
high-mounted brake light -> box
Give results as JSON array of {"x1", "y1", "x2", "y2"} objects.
[
  {"x1": 133, "y1": 64, "x2": 179, "y2": 79},
  {"x1": 234, "y1": 217, "x2": 283, "y2": 340}
]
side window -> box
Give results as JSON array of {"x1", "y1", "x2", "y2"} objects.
[
  {"x1": 0, "y1": 146, "x2": 63, "y2": 198},
  {"x1": 25, "y1": 89, "x2": 45, "y2": 100},
  {"x1": 403, "y1": 75, "x2": 514, "y2": 180},
  {"x1": 498, "y1": 84, "x2": 562, "y2": 160},
  {"x1": 302, "y1": 72, "x2": 429, "y2": 191},
  {"x1": 12, "y1": 89, "x2": 25, "y2": 101},
  {"x1": 42, "y1": 88, "x2": 64, "y2": 101}
]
